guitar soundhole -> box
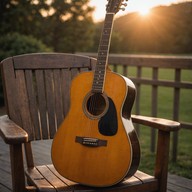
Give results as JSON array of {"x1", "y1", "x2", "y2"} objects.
[{"x1": 83, "y1": 93, "x2": 109, "y2": 119}]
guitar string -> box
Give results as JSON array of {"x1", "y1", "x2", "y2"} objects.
[
  {"x1": 87, "y1": 92, "x2": 96, "y2": 138},
  {"x1": 88, "y1": 60, "x2": 106, "y2": 138},
  {"x1": 87, "y1": 59, "x2": 102, "y2": 138},
  {"x1": 86, "y1": 13, "x2": 113, "y2": 139}
]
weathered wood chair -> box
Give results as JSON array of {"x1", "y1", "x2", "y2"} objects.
[{"x1": 0, "y1": 53, "x2": 180, "y2": 192}]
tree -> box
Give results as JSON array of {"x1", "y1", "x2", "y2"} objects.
[
  {"x1": 46, "y1": 0, "x2": 95, "y2": 52},
  {"x1": 112, "y1": 1, "x2": 192, "y2": 54},
  {"x1": 0, "y1": 0, "x2": 49, "y2": 36},
  {"x1": 0, "y1": 0, "x2": 95, "y2": 52}
]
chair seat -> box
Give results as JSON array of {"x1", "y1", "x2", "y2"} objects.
[{"x1": 25, "y1": 164, "x2": 158, "y2": 192}]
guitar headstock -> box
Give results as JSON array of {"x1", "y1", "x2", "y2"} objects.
[{"x1": 106, "y1": 0, "x2": 128, "y2": 14}]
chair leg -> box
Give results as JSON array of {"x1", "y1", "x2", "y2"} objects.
[
  {"x1": 10, "y1": 144, "x2": 26, "y2": 192},
  {"x1": 155, "y1": 130, "x2": 170, "y2": 192}
]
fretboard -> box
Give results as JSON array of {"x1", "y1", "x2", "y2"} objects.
[{"x1": 92, "y1": 13, "x2": 115, "y2": 93}]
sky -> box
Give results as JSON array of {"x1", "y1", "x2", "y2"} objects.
[{"x1": 90, "y1": 0, "x2": 191, "y2": 21}]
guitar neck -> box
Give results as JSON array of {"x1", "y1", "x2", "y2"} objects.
[{"x1": 92, "y1": 13, "x2": 115, "y2": 93}]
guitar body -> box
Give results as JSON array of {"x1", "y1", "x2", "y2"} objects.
[{"x1": 51, "y1": 70, "x2": 140, "y2": 187}]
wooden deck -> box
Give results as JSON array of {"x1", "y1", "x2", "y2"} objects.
[{"x1": 0, "y1": 137, "x2": 191, "y2": 192}]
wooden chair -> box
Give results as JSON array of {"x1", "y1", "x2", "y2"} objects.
[{"x1": 0, "y1": 53, "x2": 180, "y2": 192}]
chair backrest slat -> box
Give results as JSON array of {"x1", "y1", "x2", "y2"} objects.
[
  {"x1": 35, "y1": 70, "x2": 49, "y2": 139},
  {"x1": 44, "y1": 70, "x2": 57, "y2": 138},
  {"x1": 1, "y1": 59, "x2": 21, "y2": 125},
  {"x1": 61, "y1": 69, "x2": 71, "y2": 117},
  {"x1": 53, "y1": 69, "x2": 64, "y2": 127},
  {"x1": 1, "y1": 53, "x2": 96, "y2": 141},
  {"x1": 25, "y1": 70, "x2": 42, "y2": 140},
  {"x1": 15, "y1": 70, "x2": 34, "y2": 140},
  {"x1": 13, "y1": 53, "x2": 93, "y2": 69}
]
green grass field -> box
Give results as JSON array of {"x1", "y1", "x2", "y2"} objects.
[
  {"x1": 138, "y1": 127, "x2": 192, "y2": 179},
  {"x1": 113, "y1": 65, "x2": 192, "y2": 179}
]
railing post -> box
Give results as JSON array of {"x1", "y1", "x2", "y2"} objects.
[
  {"x1": 151, "y1": 67, "x2": 158, "y2": 152},
  {"x1": 135, "y1": 66, "x2": 142, "y2": 136},
  {"x1": 113, "y1": 64, "x2": 117, "y2": 73},
  {"x1": 123, "y1": 65, "x2": 127, "y2": 77},
  {"x1": 155, "y1": 130, "x2": 170, "y2": 192},
  {"x1": 172, "y1": 68, "x2": 181, "y2": 162}
]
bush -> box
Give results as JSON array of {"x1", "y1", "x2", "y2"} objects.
[
  {"x1": 0, "y1": 32, "x2": 52, "y2": 61},
  {"x1": 0, "y1": 33, "x2": 52, "y2": 105}
]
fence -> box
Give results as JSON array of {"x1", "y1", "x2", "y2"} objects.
[{"x1": 82, "y1": 53, "x2": 192, "y2": 162}]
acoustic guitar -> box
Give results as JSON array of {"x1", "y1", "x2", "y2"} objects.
[{"x1": 51, "y1": 0, "x2": 140, "y2": 187}]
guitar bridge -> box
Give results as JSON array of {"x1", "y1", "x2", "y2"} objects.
[{"x1": 75, "y1": 136, "x2": 107, "y2": 147}]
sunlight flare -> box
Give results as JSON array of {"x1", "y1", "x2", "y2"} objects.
[{"x1": 138, "y1": 7, "x2": 151, "y2": 16}]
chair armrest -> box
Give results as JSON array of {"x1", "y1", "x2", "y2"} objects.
[
  {"x1": 131, "y1": 115, "x2": 180, "y2": 132},
  {"x1": 0, "y1": 115, "x2": 28, "y2": 144}
]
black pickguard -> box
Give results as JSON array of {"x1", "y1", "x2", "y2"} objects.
[{"x1": 98, "y1": 97, "x2": 118, "y2": 136}]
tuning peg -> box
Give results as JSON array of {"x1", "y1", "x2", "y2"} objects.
[
  {"x1": 121, "y1": 3, "x2": 127, "y2": 7},
  {"x1": 119, "y1": 7, "x2": 126, "y2": 11}
]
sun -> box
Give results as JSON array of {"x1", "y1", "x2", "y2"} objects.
[
  {"x1": 137, "y1": 7, "x2": 151, "y2": 16},
  {"x1": 138, "y1": 7, "x2": 150, "y2": 16}
]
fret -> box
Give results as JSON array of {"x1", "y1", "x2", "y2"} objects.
[
  {"x1": 96, "y1": 64, "x2": 106, "y2": 68},
  {"x1": 93, "y1": 83, "x2": 104, "y2": 86},
  {"x1": 101, "y1": 31, "x2": 111, "y2": 36},
  {"x1": 100, "y1": 43, "x2": 109, "y2": 48},
  {"x1": 94, "y1": 71, "x2": 104, "y2": 78},
  {"x1": 92, "y1": 85, "x2": 104, "y2": 90},
  {"x1": 94, "y1": 77, "x2": 104, "y2": 80},
  {"x1": 100, "y1": 40, "x2": 110, "y2": 46},
  {"x1": 103, "y1": 28, "x2": 111, "y2": 33},
  {"x1": 101, "y1": 35, "x2": 110, "y2": 39},
  {"x1": 92, "y1": 83, "x2": 105, "y2": 87},
  {"x1": 95, "y1": 64, "x2": 106, "y2": 67},
  {"x1": 98, "y1": 48, "x2": 108, "y2": 53},
  {"x1": 98, "y1": 54, "x2": 108, "y2": 59},
  {"x1": 97, "y1": 60, "x2": 107, "y2": 65},
  {"x1": 93, "y1": 79, "x2": 104, "y2": 84},
  {"x1": 94, "y1": 70, "x2": 105, "y2": 74},
  {"x1": 97, "y1": 59, "x2": 106, "y2": 63},
  {"x1": 97, "y1": 56, "x2": 107, "y2": 61},
  {"x1": 93, "y1": 82, "x2": 104, "y2": 87},
  {"x1": 93, "y1": 74, "x2": 105, "y2": 80},
  {"x1": 104, "y1": 23, "x2": 112, "y2": 28},
  {"x1": 93, "y1": 79, "x2": 105, "y2": 83},
  {"x1": 94, "y1": 76, "x2": 105, "y2": 80},
  {"x1": 95, "y1": 66, "x2": 106, "y2": 70},
  {"x1": 98, "y1": 51, "x2": 108, "y2": 56},
  {"x1": 99, "y1": 46, "x2": 108, "y2": 51},
  {"x1": 92, "y1": 89, "x2": 103, "y2": 93},
  {"x1": 97, "y1": 55, "x2": 107, "y2": 60},
  {"x1": 93, "y1": 84, "x2": 104, "y2": 88},
  {"x1": 98, "y1": 52, "x2": 108, "y2": 57},
  {"x1": 96, "y1": 63, "x2": 106, "y2": 67},
  {"x1": 99, "y1": 42, "x2": 109, "y2": 46},
  {"x1": 94, "y1": 75, "x2": 105, "y2": 80}
]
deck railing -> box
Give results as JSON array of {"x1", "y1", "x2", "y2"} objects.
[{"x1": 82, "y1": 53, "x2": 192, "y2": 161}]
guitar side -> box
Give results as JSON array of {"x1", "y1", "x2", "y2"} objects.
[
  {"x1": 121, "y1": 75, "x2": 141, "y2": 178},
  {"x1": 51, "y1": 70, "x2": 140, "y2": 187}
]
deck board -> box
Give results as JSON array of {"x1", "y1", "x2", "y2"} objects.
[
  {"x1": 167, "y1": 174, "x2": 192, "y2": 192},
  {"x1": 0, "y1": 137, "x2": 191, "y2": 192}
]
